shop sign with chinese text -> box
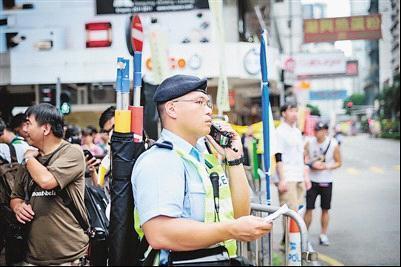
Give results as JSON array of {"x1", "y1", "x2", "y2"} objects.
[{"x1": 303, "y1": 14, "x2": 382, "y2": 43}]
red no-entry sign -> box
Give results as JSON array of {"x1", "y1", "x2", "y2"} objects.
[{"x1": 131, "y1": 15, "x2": 143, "y2": 53}]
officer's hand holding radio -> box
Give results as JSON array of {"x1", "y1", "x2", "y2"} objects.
[{"x1": 206, "y1": 123, "x2": 243, "y2": 162}]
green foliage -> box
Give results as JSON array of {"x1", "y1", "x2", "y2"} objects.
[
  {"x1": 381, "y1": 119, "x2": 399, "y2": 132},
  {"x1": 343, "y1": 93, "x2": 366, "y2": 115},
  {"x1": 377, "y1": 73, "x2": 400, "y2": 139},
  {"x1": 343, "y1": 93, "x2": 366, "y2": 107},
  {"x1": 381, "y1": 132, "x2": 400, "y2": 139},
  {"x1": 306, "y1": 104, "x2": 321, "y2": 116},
  {"x1": 378, "y1": 73, "x2": 400, "y2": 120}
]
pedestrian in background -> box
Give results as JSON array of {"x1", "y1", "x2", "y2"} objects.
[
  {"x1": 9, "y1": 113, "x2": 29, "y2": 140},
  {"x1": 87, "y1": 106, "x2": 114, "y2": 210},
  {"x1": 81, "y1": 127, "x2": 104, "y2": 157},
  {"x1": 98, "y1": 106, "x2": 115, "y2": 156},
  {"x1": 0, "y1": 118, "x2": 29, "y2": 164},
  {"x1": 275, "y1": 103, "x2": 311, "y2": 245},
  {"x1": 64, "y1": 124, "x2": 82, "y2": 145},
  {"x1": 0, "y1": 118, "x2": 29, "y2": 265},
  {"x1": 304, "y1": 121, "x2": 342, "y2": 246}
]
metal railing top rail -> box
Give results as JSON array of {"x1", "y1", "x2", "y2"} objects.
[{"x1": 250, "y1": 203, "x2": 318, "y2": 264}]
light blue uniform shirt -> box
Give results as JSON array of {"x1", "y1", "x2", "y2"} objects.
[{"x1": 131, "y1": 129, "x2": 208, "y2": 264}]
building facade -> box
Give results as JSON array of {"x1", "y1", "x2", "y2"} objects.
[
  {"x1": 390, "y1": 0, "x2": 400, "y2": 74},
  {"x1": 0, "y1": 0, "x2": 282, "y2": 127}
]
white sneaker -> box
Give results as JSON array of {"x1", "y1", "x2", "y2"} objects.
[{"x1": 319, "y1": 234, "x2": 330, "y2": 246}]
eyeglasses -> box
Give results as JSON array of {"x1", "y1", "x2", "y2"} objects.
[{"x1": 172, "y1": 98, "x2": 213, "y2": 109}]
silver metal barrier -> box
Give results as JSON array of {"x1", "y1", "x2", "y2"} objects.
[{"x1": 238, "y1": 203, "x2": 318, "y2": 266}]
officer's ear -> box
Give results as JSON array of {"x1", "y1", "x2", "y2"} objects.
[{"x1": 165, "y1": 101, "x2": 178, "y2": 119}]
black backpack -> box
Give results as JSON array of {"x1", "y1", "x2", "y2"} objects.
[
  {"x1": 57, "y1": 184, "x2": 109, "y2": 266},
  {"x1": 0, "y1": 144, "x2": 31, "y2": 265},
  {"x1": 0, "y1": 144, "x2": 19, "y2": 206},
  {"x1": 0, "y1": 144, "x2": 20, "y2": 257}
]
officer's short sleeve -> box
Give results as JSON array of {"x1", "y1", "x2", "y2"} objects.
[{"x1": 131, "y1": 148, "x2": 185, "y2": 225}]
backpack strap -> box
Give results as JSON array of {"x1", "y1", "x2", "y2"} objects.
[
  {"x1": 46, "y1": 142, "x2": 90, "y2": 234},
  {"x1": 7, "y1": 143, "x2": 17, "y2": 164},
  {"x1": 57, "y1": 188, "x2": 90, "y2": 234},
  {"x1": 25, "y1": 142, "x2": 69, "y2": 202},
  {"x1": 321, "y1": 139, "x2": 332, "y2": 162}
]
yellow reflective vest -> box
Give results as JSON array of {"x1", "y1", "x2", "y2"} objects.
[{"x1": 134, "y1": 143, "x2": 237, "y2": 262}]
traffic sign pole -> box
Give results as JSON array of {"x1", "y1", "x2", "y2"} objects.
[
  {"x1": 116, "y1": 57, "x2": 124, "y2": 110},
  {"x1": 130, "y1": 15, "x2": 144, "y2": 142},
  {"x1": 133, "y1": 52, "x2": 142, "y2": 107},
  {"x1": 132, "y1": 15, "x2": 143, "y2": 107}
]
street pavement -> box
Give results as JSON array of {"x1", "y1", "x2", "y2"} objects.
[{"x1": 267, "y1": 134, "x2": 400, "y2": 266}]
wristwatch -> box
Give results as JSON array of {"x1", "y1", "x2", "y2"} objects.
[
  {"x1": 225, "y1": 156, "x2": 244, "y2": 166},
  {"x1": 23, "y1": 156, "x2": 33, "y2": 166}
]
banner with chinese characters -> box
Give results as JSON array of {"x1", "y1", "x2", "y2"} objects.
[{"x1": 303, "y1": 14, "x2": 382, "y2": 43}]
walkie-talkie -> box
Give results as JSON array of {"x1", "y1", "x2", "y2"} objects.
[{"x1": 209, "y1": 123, "x2": 233, "y2": 148}]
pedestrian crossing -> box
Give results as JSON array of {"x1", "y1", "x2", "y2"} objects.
[
  {"x1": 346, "y1": 167, "x2": 360, "y2": 175},
  {"x1": 369, "y1": 166, "x2": 385, "y2": 174},
  {"x1": 345, "y1": 165, "x2": 399, "y2": 176}
]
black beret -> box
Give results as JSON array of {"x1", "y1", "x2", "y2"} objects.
[{"x1": 153, "y1": 75, "x2": 207, "y2": 103}]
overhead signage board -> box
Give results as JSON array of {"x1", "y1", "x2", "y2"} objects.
[
  {"x1": 304, "y1": 14, "x2": 382, "y2": 43},
  {"x1": 293, "y1": 52, "x2": 347, "y2": 77},
  {"x1": 96, "y1": 0, "x2": 209, "y2": 15},
  {"x1": 309, "y1": 89, "x2": 348, "y2": 101},
  {"x1": 296, "y1": 60, "x2": 359, "y2": 79}
]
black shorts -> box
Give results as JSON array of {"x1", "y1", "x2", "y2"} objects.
[{"x1": 306, "y1": 182, "x2": 333, "y2": 210}]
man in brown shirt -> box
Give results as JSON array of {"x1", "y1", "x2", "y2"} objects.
[{"x1": 10, "y1": 103, "x2": 89, "y2": 265}]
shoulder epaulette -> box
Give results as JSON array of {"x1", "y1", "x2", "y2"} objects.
[{"x1": 154, "y1": 141, "x2": 173, "y2": 150}]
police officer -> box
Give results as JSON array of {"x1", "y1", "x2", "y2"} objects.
[{"x1": 131, "y1": 75, "x2": 272, "y2": 265}]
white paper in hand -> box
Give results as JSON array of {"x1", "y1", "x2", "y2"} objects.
[{"x1": 263, "y1": 204, "x2": 289, "y2": 223}]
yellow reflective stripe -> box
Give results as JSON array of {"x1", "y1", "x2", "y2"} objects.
[
  {"x1": 134, "y1": 209, "x2": 144, "y2": 238},
  {"x1": 133, "y1": 148, "x2": 238, "y2": 258},
  {"x1": 224, "y1": 239, "x2": 237, "y2": 256},
  {"x1": 176, "y1": 148, "x2": 237, "y2": 257}
]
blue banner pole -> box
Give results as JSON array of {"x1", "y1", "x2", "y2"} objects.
[{"x1": 260, "y1": 30, "x2": 271, "y2": 206}]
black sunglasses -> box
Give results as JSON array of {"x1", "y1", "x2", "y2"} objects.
[{"x1": 101, "y1": 125, "x2": 114, "y2": 134}]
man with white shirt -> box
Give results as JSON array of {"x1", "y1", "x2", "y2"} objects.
[
  {"x1": 275, "y1": 103, "x2": 311, "y2": 245},
  {"x1": 275, "y1": 103, "x2": 311, "y2": 211},
  {"x1": 304, "y1": 121, "x2": 342, "y2": 246}
]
